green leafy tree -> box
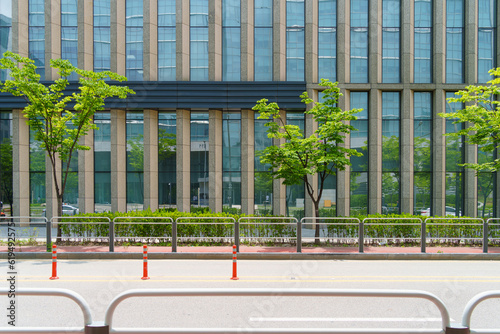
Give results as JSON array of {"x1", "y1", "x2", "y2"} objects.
[
  {"x1": 0, "y1": 51, "x2": 134, "y2": 221},
  {"x1": 253, "y1": 79, "x2": 362, "y2": 239},
  {"x1": 441, "y1": 67, "x2": 500, "y2": 172},
  {"x1": 0, "y1": 138, "x2": 13, "y2": 215}
]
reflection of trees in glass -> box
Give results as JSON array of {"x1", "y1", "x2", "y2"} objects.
[
  {"x1": 477, "y1": 148, "x2": 495, "y2": 217},
  {"x1": 414, "y1": 136, "x2": 431, "y2": 210},
  {"x1": 381, "y1": 135, "x2": 400, "y2": 211},
  {"x1": 0, "y1": 138, "x2": 13, "y2": 215}
]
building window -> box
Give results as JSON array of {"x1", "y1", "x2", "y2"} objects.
[
  {"x1": 158, "y1": 0, "x2": 176, "y2": 81},
  {"x1": 63, "y1": 117, "x2": 78, "y2": 205},
  {"x1": 223, "y1": 0, "x2": 241, "y2": 81},
  {"x1": 190, "y1": 0, "x2": 209, "y2": 81},
  {"x1": 126, "y1": 0, "x2": 143, "y2": 81},
  {"x1": 478, "y1": 0, "x2": 496, "y2": 83},
  {"x1": 126, "y1": 112, "x2": 144, "y2": 211},
  {"x1": 223, "y1": 113, "x2": 241, "y2": 211},
  {"x1": 94, "y1": 0, "x2": 111, "y2": 72},
  {"x1": 382, "y1": 0, "x2": 400, "y2": 83},
  {"x1": 414, "y1": 92, "x2": 432, "y2": 215},
  {"x1": 29, "y1": 0, "x2": 45, "y2": 78},
  {"x1": 350, "y1": 0, "x2": 369, "y2": 83},
  {"x1": 445, "y1": 92, "x2": 464, "y2": 216},
  {"x1": 0, "y1": 112, "x2": 12, "y2": 215},
  {"x1": 30, "y1": 127, "x2": 45, "y2": 216},
  {"x1": 254, "y1": 0, "x2": 273, "y2": 81},
  {"x1": 446, "y1": 0, "x2": 464, "y2": 83},
  {"x1": 61, "y1": 0, "x2": 78, "y2": 80},
  {"x1": 286, "y1": 112, "x2": 305, "y2": 218},
  {"x1": 94, "y1": 113, "x2": 111, "y2": 213},
  {"x1": 254, "y1": 113, "x2": 273, "y2": 215},
  {"x1": 286, "y1": 0, "x2": 305, "y2": 81},
  {"x1": 318, "y1": 0, "x2": 336, "y2": 81},
  {"x1": 382, "y1": 92, "x2": 400, "y2": 214},
  {"x1": 159, "y1": 112, "x2": 176, "y2": 207},
  {"x1": 350, "y1": 92, "x2": 368, "y2": 215},
  {"x1": 414, "y1": 0, "x2": 432, "y2": 83},
  {"x1": 0, "y1": 0, "x2": 12, "y2": 81},
  {"x1": 191, "y1": 112, "x2": 209, "y2": 206}
]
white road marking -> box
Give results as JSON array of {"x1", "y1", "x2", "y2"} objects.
[{"x1": 249, "y1": 317, "x2": 451, "y2": 323}]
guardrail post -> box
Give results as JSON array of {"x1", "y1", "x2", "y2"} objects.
[
  {"x1": 297, "y1": 220, "x2": 302, "y2": 253},
  {"x1": 46, "y1": 219, "x2": 52, "y2": 252},
  {"x1": 235, "y1": 221, "x2": 240, "y2": 253},
  {"x1": 172, "y1": 221, "x2": 177, "y2": 253},
  {"x1": 358, "y1": 222, "x2": 364, "y2": 253},
  {"x1": 421, "y1": 221, "x2": 426, "y2": 253},
  {"x1": 109, "y1": 220, "x2": 114, "y2": 253},
  {"x1": 446, "y1": 324, "x2": 470, "y2": 334},
  {"x1": 85, "y1": 322, "x2": 109, "y2": 334},
  {"x1": 483, "y1": 220, "x2": 488, "y2": 253}
]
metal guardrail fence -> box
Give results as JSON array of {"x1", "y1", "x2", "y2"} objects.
[
  {"x1": 2, "y1": 216, "x2": 500, "y2": 253},
  {"x1": 4, "y1": 287, "x2": 499, "y2": 334}
]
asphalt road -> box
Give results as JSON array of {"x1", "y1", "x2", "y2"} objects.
[{"x1": 1, "y1": 259, "x2": 500, "y2": 331}]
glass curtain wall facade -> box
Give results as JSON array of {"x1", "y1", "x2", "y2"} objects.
[
  {"x1": 414, "y1": 92, "x2": 432, "y2": 214},
  {"x1": 158, "y1": 112, "x2": 176, "y2": 207},
  {"x1": 94, "y1": 113, "x2": 111, "y2": 213},
  {"x1": 191, "y1": 113, "x2": 209, "y2": 207},
  {"x1": 478, "y1": 0, "x2": 496, "y2": 83},
  {"x1": 0, "y1": 0, "x2": 12, "y2": 81},
  {"x1": 318, "y1": 0, "x2": 336, "y2": 81},
  {"x1": 254, "y1": 0, "x2": 272, "y2": 81},
  {"x1": 94, "y1": 0, "x2": 111, "y2": 72},
  {"x1": 286, "y1": 0, "x2": 304, "y2": 81},
  {"x1": 29, "y1": 0, "x2": 45, "y2": 78},
  {"x1": 158, "y1": 0, "x2": 176, "y2": 81},
  {"x1": 446, "y1": 0, "x2": 464, "y2": 83},
  {"x1": 382, "y1": 0, "x2": 400, "y2": 83},
  {"x1": 350, "y1": 0, "x2": 369, "y2": 83},
  {"x1": 190, "y1": 0, "x2": 209, "y2": 81},
  {"x1": 0, "y1": 112, "x2": 12, "y2": 215},
  {"x1": 254, "y1": 113, "x2": 273, "y2": 215},
  {"x1": 222, "y1": 0, "x2": 240, "y2": 81},
  {"x1": 222, "y1": 113, "x2": 241, "y2": 211},
  {"x1": 61, "y1": 0, "x2": 78, "y2": 80},
  {"x1": 126, "y1": 112, "x2": 144, "y2": 211},
  {"x1": 126, "y1": 0, "x2": 143, "y2": 81},
  {"x1": 414, "y1": 0, "x2": 432, "y2": 83}
]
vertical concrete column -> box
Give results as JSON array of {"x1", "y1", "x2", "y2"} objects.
[
  {"x1": 111, "y1": 0, "x2": 126, "y2": 76},
  {"x1": 241, "y1": 0, "x2": 254, "y2": 81},
  {"x1": 176, "y1": 109, "x2": 191, "y2": 212},
  {"x1": 400, "y1": 89, "x2": 414, "y2": 214},
  {"x1": 209, "y1": 0, "x2": 222, "y2": 81},
  {"x1": 12, "y1": 110, "x2": 30, "y2": 217},
  {"x1": 273, "y1": 0, "x2": 286, "y2": 81},
  {"x1": 241, "y1": 109, "x2": 255, "y2": 215},
  {"x1": 209, "y1": 109, "x2": 223, "y2": 213},
  {"x1": 110, "y1": 109, "x2": 127, "y2": 213},
  {"x1": 433, "y1": 0, "x2": 446, "y2": 84},
  {"x1": 144, "y1": 0, "x2": 158, "y2": 81},
  {"x1": 304, "y1": 0, "x2": 318, "y2": 83},
  {"x1": 273, "y1": 109, "x2": 287, "y2": 216},
  {"x1": 176, "y1": 0, "x2": 190, "y2": 81},
  {"x1": 78, "y1": 120, "x2": 94, "y2": 214},
  {"x1": 401, "y1": 0, "x2": 413, "y2": 83},
  {"x1": 336, "y1": 0, "x2": 348, "y2": 83},
  {"x1": 144, "y1": 109, "x2": 159, "y2": 211},
  {"x1": 78, "y1": 0, "x2": 93, "y2": 70},
  {"x1": 464, "y1": 0, "x2": 478, "y2": 84},
  {"x1": 337, "y1": 89, "x2": 350, "y2": 217},
  {"x1": 45, "y1": 155, "x2": 61, "y2": 220},
  {"x1": 368, "y1": 89, "x2": 382, "y2": 214},
  {"x1": 304, "y1": 90, "x2": 318, "y2": 218},
  {"x1": 369, "y1": 0, "x2": 382, "y2": 83},
  {"x1": 46, "y1": 0, "x2": 61, "y2": 80},
  {"x1": 432, "y1": 91, "x2": 446, "y2": 217},
  {"x1": 12, "y1": 0, "x2": 29, "y2": 56}
]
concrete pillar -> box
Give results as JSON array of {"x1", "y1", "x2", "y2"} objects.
[
  {"x1": 209, "y1": 109, "x2": 223, "y2": 212},
  {"x1": 369, "y1": 0, "x2": 382, "y2": 83},
  {"x1": 337, "y1": 89, "x2": 350, "y2": 217},
  {"x1": 111, "y1": 109, "x2": 126, "y2": 213},
  {"x1": 241, "y1": 109, "x2": 255, "y2": 215},
  {"x1": 401, "y1": 0, "x2": 413, "y2": 84},
  {"x1": 176, "y1": 0, "x2": 190, "y2": 81},
  {"x1": 336, "y1": 0, "x2": 348, "y2": 83},
  {"x1": 369, "y1": 89, "x2": 382, "y2": 214},
  {"x1": 111, "y1": 0, "x2": 126, "y2": 76},
  {"x1": 434, "y1": 0, "x2": 446, "y2": 84},
  {"x1": 400, "y1": 89, "x2": 414, "y2": 214},
  {"x1": 176, "y1": 109, "x2": 191, "y2": 212},
  {"x1": 144, "y1": 0, "x2": 158, "y2": 81},
  {"x1": 12, "y1": 0, "x2": 29, "y2": 57},
  {"x1": 273, "y1": 109, "x2": 286, "y2": 216},
  {"x1": 144, "y1": 109, "x2": 159, "y2": 211},
  {"x1": 78, "y1": 120, "x2": 94, "y2": 214},
  {"x1": 241, "y1": 0, "x2": 254, "y2": 81},
  {"x1": 209, "y1": 0, "x2": 222, "y2": 81},
  {"x1": 78, "y1": 0, "x2": 93, "y2": 71},
  {"x1": 464, "y1": 0, "x2": 478, "y2": 84},
  {"x1": 12, "y1": 110, "x2": 30, "y2": 217},
  {"x1": 304, "y1": 0, "x2": 318, "y2": 83},
  {"x1": 433, "y1": 91, "x2": 447, "y2": 217},
  {"x1": 46, "y1": 0, "x2": 61, "y2": 80},
  {"x1": 273, "y1": 0, "x2": 286, "y2": 81}
]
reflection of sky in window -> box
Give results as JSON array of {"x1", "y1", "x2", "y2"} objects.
[{"x1": 0, "y1": 0, "x2": 12, "y2": 19}]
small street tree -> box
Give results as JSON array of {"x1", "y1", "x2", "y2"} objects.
[
  {"x1": 0, "y1": 51, "x2": 134, "y2": 222},
  {"x1": 253, "y1": 79, "x2": 362, "y2": 240},
  {"x1": 441, "y1": 67, "x2": 500, "y2": 172}
]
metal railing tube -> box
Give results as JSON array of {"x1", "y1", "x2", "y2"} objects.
[
  {"x1": 172, "y1": 221, "x2": 177, "y2": 253},
  {"x1": 421, "y1": 221, "x2": 426, "y2": 253},
  {"x1": 234, "y1": 221, "x2": 240, "y2": 252},
  {"x1": 483, "y1": 220, "x2": 488, "y2": 253},
  {"x1": 46, "y1": 218, "x2": 51, "y2": 252},
  {"x1": 359, "y1": 221, "x2": 364, "y2": 253},
  {"x1": 461, "y1": 290, "x2": 500, "y2": 329},
  {"x1": 297, "y1": 220, "x2": 302, "y2": 253},
  {"x1": 109, "y1": 220, "x2": 115, "y2": 253}
]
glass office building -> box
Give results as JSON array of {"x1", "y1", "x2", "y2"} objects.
[{"x1": 0, "y1": 0, "x2": 498, "y2": 219}]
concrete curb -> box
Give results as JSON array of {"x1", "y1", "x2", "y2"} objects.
[{"x1": 2, "y1": 252, "x2": 500, "y2": 260}]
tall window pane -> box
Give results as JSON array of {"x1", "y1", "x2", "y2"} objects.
[
  {"x1": 414, "y1": 93, "x2": 432, "y2": 215},
  {"x1": 286, "y1": 0, "x2": 304, "y2": 81},
  {"x1": 126, "y1": 0, "x2": 143, "y2": 81},
  {"x1": 382, "y1": 0, "x2": 400, "y2": 83},
  {"x1": 61, "y1": 0, "x2": 78, "y2": 80},
  {"x1": 223, "y1": 0, "x2": 240, "y2": 81},
  {"x1": 446, "y1": 0, "x2": 464, "y2": 83},
  {"x1": 414, "y1": 0, "x2": 432, "y2": 83},
  {"x1": 191, "y1": 113, "x2": 209, "y2": 207},
  {"x1": 158, "y1": 0, "x2": 176, "y2": 80},
  {"x1": 223, "y1": 113, "x2": 241, "y2": 211},
  {"x1": 30, "y1": 127, "x2": 45, "y2": 216},
  {"x1": 0, "y1": 0, "x2": 12, "y2": 81},
  {"x1": 254, "y1": 0, "x2": 272, "y2": 81},
  {"x1": 190, "y1": 0, "x2": 209, "y2": 81},
  {"x1": 126, "y1": 112, "x2": 144, "y2": 211},
  {"x1": 286, "y1": 112, "x2": 305, "y2": 219},
  {"x1": 94, "y1": 0, "x2": 111, "y2": 72},
  {"x1": 254, "y1": 113, "x2": 273, "y2": 215},
  {"x1": 382, "y1": 92, "x2": 400, "y2": 214},
  {"x1": 350, "y1": 92, "x2": 368, "y2": 215},
  {"x1": 0, "y1": 112, "x2": 12, "y2": 216},
  {"x1": 94, "y1": 113, "x2": 111, "y2": 213},
  {"x1": 350, "y1": 0, "x2": 368, "y2": 83},
  {"x1": 29, "y1": 0, "x2": 45, "y2": 78},
  {"x1": 318, "y1": 0, "x2": 336, "y2": 81},
  {"x1": 159, "y1": 113, "x2": 176, "y2": 208},
  {"x1": 478, "y1": 0, "x2": 496, "y2": 83}
]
